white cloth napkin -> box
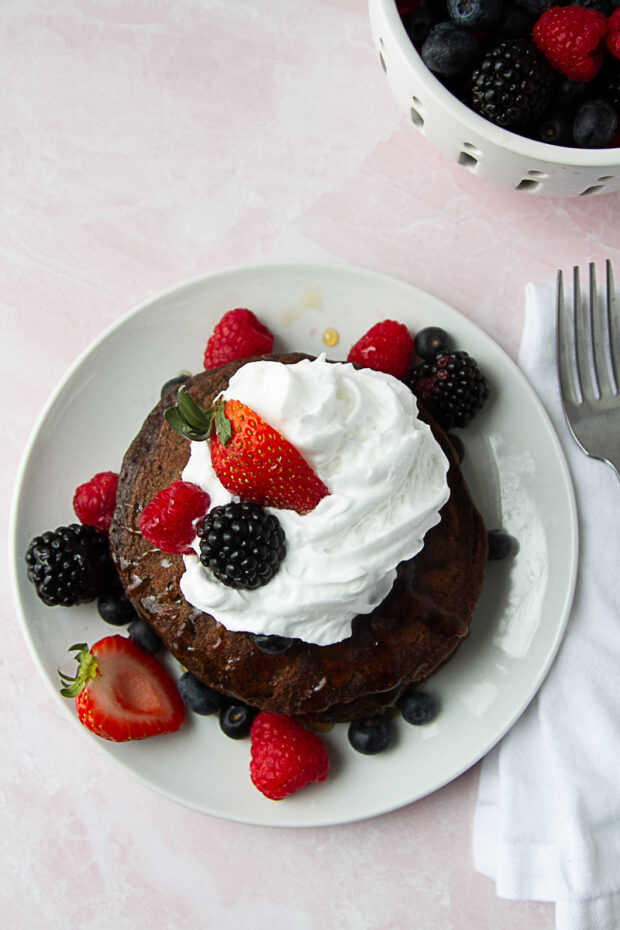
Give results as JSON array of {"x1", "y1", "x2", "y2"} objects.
[{"x1": 473, "y1": 281, "x2": 620, "y2": 930}]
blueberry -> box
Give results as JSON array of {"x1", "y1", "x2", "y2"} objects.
[
  {"x1": 160, "y1": 373, "x2": 190, "y2": 399},
  {"x1": 447, "y1": 0, "x2": 503, "y2": 30},
  {"x1": 537, "y1": 110, "x2": 573, "y2": 146},
  {"x1": 97, "y1": 588, "x2": 137, "y2": 625},
  {"x1": 495, "y1": 4, "x2": 534, "y2": 37},
  {"x1": 177, "y1": 672, "x2": 222, "y2": 715},
  {"x1": 347, "y1": 715, "x2": 393, "y2": 755},
  {"x1": 219, "y1": 701, "x2": 258, "y2": 739},
  {"x1": 398, "y1": 690, "x2": 438, "y2": 725},
  {"x1": 414, "y1": 326, "x2": 450, "y2": 360},
  {"x1": 403, "y1": 6, "x2": 440, "y2": 48},
  {"x1": 573, "y1": 100, "x2": 618, "y2": 148},
  {"x1": 446, "y1": 432, "x2": 465, "y2": 462},
  {"x1": 421, "y1": 22, "x2": 482, "y2": 76},
  {"x1": 251, "y1": 633, "x2": 295, "y2": 654},
  {"x1": 128, "y1": 617, "x2": 163, "y2": 653},
  {"x1": 487, "y1": 529, "x2": 515, "y2": 560}
]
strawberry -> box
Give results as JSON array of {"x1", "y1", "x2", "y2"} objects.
[
  {"x1": 58, "y1": 636, "x2": 185, "y2": 742},
  {"x1": 138, "y1": 480, "x2": 210, "y2": 554},
  {"x1": 73, "y1": 471, "x2": 119, "y2": 533},
  {"x1": 203, "y1": 308, "x2": 274, "y2": 370},
  {"x1": 347, "y1": 320, "x2": 414, "y2": 380},
  {"x1": 249, "y1": 712, "x2": 330, "y2": 800},
  {"x1": 165, "y1": 388, "x2": 329, "y2": 515}
]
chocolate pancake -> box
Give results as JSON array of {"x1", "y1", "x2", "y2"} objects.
[{"x1": 109, "y1": 354, "x2": 487, "y2": 722}]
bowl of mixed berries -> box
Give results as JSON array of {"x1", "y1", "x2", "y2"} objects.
[{"x1": 368, "y1": 0, "x2": 620, "y2": 195}]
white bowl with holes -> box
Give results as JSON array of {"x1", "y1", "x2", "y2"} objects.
[{"x1": 368, "y1": 0, "x2": 620, "y2": 197}]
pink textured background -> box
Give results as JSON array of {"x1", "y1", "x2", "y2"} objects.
[{"x1": 3, "y1": 2, "x2": 619, "y2": 928}]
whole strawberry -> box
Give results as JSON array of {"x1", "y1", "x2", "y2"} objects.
[
  {"x1": 347, "y1": 320, "x2": 414, "y2": 380},
  {"x1": 203, "y1": 308, "x2": 274, "y2": 370},
  {"x1": 165, "y1": 388, "x2": 329, "y2": 515},
  {"x1": 58, "y1": 636, "x2": 185, "y2": 741},
  {"x1": 73, "y1": 471, "x2": 119, "y2": 533},
  {"x1": 139, "y1": 480, "x2": 211, "y2": 554},
  {"x1": 249, "y1": 712, "x2": 329, "y2": 800},
  {"x1": 533, "y1": 6, "x2": 608, "y2": 82}
]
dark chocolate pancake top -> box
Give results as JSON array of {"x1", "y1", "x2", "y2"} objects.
[{"x1": 109, "y1": 354, "x2": 487, "y2": 721}]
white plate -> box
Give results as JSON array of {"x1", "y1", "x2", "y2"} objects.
[{"x1": 9, "y1": 261, "x2": 578, "y2": 827}]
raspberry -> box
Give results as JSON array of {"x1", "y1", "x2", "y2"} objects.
[
  {"x1": 607, "y1": 8, "x2": 620, "y2": 60},
  {"x1": 139, "y1": 481, "x2": 210, "y2": 555},
  {"x1": 73, "y1": 471, "x2": 119, "y2": 533},
  {"x1": 249, "y1": 712, "x2": 329, "y2": 800},
  {"x1": 203, "y1": 309, "x2": 274, "y2": 370},
  {"x1": 533, "y1": 6, "x2": 608, "y2": 81},
  {"x1": 347, "y1": 320, "x2": 414, "y2": 380}
]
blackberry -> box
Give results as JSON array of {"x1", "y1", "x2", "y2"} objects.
[
  {"x1": 25, "y1": 524, "x2": 114, "y2": 607},
  {"x1": 469, "y1": 38, "x2": 554, "y2": 131},
  {"x1": 408, "y1": 350, "x2": 489, "y2": 430},
  {"x1": 198, "y1": 501, "x2": 286, "y2": 590}
]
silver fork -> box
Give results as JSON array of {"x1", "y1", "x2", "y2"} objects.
[{"x1": 556, "y1": 260, "x2": 620, "y2": 479}]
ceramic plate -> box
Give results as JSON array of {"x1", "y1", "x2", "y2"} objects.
[{"x1": 9, "y1": 261, "x2": 578, "y2": 827}]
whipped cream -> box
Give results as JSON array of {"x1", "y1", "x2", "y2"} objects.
[{"x1": 180, "y1": 355, "x2": 450, "y2": 645}]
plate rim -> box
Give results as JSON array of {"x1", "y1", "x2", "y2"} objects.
[{"x1": 9, "y1": 259, "x2": 579, "y2": 827}]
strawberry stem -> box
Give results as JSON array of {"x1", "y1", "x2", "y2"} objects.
[
  {"x1": 165, "y1": 389, "x2": 233, "y2": 445},
  {"x1": 58, "y1": 643, "x2": 98, "y2": 698}
]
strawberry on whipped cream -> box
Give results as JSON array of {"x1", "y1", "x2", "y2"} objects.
[{"x1": 180, "y1": 355, "x2": 450, "y2": 645}]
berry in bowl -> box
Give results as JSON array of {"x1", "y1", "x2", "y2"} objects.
[{"x1": 368, "y1": 0, "x2": 620, "y2": 195}]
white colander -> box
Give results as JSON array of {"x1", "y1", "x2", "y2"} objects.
[{"x1": 368, "y1": 0, "x2": 620, "y2": 197}]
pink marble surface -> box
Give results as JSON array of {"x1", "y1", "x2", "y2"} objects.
[{"x1": 3, "y1": 1, "x2": 620, "y2": 927}]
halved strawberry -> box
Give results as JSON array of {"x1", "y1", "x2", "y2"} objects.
[
  {"x1": 58, "y1": 636, "x2": 185, "y2": 742},
  {"x1": 165, "y1": 388, "x2": 329, "y2": 515}
]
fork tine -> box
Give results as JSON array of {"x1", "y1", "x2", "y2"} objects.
[
  {"x1": 588, "y1": 261, "x2": 612, "y2": 400},
  {"x1": 606, "y1": 259, "x2": 620, "y2": 394},
  {"x1": 557, "y1": 269, "x2": 579, "y2": 406},
  {"x1": 574, "y1": 264, "x2": 597, "y2": 403}
]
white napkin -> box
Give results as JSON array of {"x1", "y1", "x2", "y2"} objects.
[{"x1": 473, "y1": 281, "x2": 620, "y2": 930}]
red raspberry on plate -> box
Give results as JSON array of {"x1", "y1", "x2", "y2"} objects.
[
  {"x1": 533, "y1": 6, "x2": 608, "y2": 82},
  {"x1": 203, "y1": 308, "x2": 274, "y2": 370},
  {"x1": 607, "y1": 8, "x2": 620, "y2": 60},
  {"x1": 249, "y1": 712, "x2": 329, "y2": 800},
  {"x1": 139, "y1": 480, "x2": 210, "y2": 555},
  {"x1": 347, "y1": 320, "x2": 414, "y2": 380},
  {"x1": 73, "y1": 471, "x2": 119, "y2": 533}
]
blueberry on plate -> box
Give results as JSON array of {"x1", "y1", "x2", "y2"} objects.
[
  {"x1": 414, "y1": 326, "x2": 450, "y2": 361},
  {"x1": 251, "y1": 633, "x2": 295, "y2": 654},
  {"x1": 128, "y1": 617, "x2": 163, "y2": 653},
  {"x1": 347, "y1": 715, "x2": 393, "y2": 755},
  {"x1": 219, "y1": 701, "x2": 259, "y2": 739},
  {"x1": 487, "y1": 529, "x2": 515, "y2": 560},
  {"x1": 398, "y1": 690, "x2": 438, "y2": 726},
  {"x1": 97, "y1": 588, "x2": 138, "y2": 625},
  {"x1": 177, "y1": 671, "x2": 223, "y2": 715},
  {"x1": 160, "y1": 373, "x2": 190, "y2": 399}
]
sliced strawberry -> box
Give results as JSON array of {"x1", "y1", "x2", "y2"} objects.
[
  {"x1": 59, "y1": 636, "x2": 185, "y2": 742},
  {"x1": 165, "y1": 388, "x2": 329, "y2": 515}
]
